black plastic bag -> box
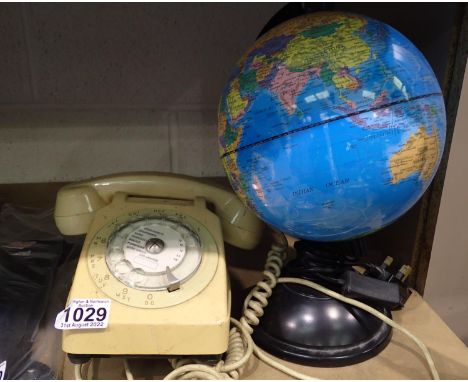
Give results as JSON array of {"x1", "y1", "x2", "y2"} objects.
[{"x1": 0, "y1": 204, "x2": 81, "y2": 380}]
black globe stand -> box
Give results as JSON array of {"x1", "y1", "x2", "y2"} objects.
[
  {"x1": 257, "y1": 3, "x2": 336, "y2": 39},
  {"x1": 252, "y1": 239, "x2": 393, "y2": 367}
]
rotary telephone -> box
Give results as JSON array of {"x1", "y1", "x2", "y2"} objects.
[{"x1": 54, "y1": 172, "x2": 264, "y2": 363}]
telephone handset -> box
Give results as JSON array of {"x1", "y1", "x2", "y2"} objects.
[
  {"x1": 55, "y1": 172, "x2": 263, "y2": 250},
  {"x1": 54, "y1": 172, "x2": 263, "y2": 362}
]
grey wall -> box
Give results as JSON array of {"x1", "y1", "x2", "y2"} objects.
[
  {"x1": 425, "y1": 63, "x2": 468, "y2": 345},
  {"x1": 0, "y1": 3, "x2": 283, "y2": 182}
]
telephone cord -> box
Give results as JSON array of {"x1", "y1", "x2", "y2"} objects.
[
  {"x1": 74, "y1": 358, "x2": 100, "y2": 380},
  {"x1": 74, "y1": 364, "x2": 82, "y2": 380},
  {"x1": 124, "y1": 359, "x2": 134, "y2": 380},
  {"x1": 163, "y1": 242, "x2": 286, "y2": 380},
  {"x1": 164, "y1": 241, "x2": 322, "y2": 380}
]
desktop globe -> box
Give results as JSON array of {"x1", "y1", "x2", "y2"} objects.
[{"x1": 218, "y1": 11, "x2": 446, "y2": 241}]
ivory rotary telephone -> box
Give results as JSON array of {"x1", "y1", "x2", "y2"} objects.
[{"x1": 54, "y1": 172, "x2": 264, "y2": 362}]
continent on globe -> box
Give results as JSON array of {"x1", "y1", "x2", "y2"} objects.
[
  {"x1": 389, "y1": 126, "x2": 440, "y2": 184},
  {"x1": 332, "y1": 68, "x2": 361, "y2": 90},
  {"x1": 225, "y1": 78, "x2": 249, "y2": 122},
  {"x1": 278, "y1": 16, "x2": 370, "y2": 74},
  {"x1": 218, "y1": 111, "x2": 243, "y2": 155},
  {"x1": 271, "y1": 65, "x2": 319, "y2": 115},
  {"x1": 222, "y1": 152, "x2": 251, "y2": 208}
]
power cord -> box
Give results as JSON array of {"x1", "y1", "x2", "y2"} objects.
[
  {"x1": 74, "y1": 364, "x2": 82, "y2": 380},
  {"x1": 277, "y1": 277, "x2": 439, "y2": 379},
  {"x1": 75, "y1": 236, "x2": 439, "y2": 380},
  {"x1": 123, "y1": 359, "x2": 134, "y2": 380},
  {"x1": 74, "y1": 358, "x2": 100, "y2": 380}
]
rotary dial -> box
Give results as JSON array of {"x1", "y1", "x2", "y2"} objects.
[
  {"x1": 106, "y1": 218, "x2": 202, "y2": 291},
  {"x1": 87, "y1": 208, "x2": 219, "y2": 309}
]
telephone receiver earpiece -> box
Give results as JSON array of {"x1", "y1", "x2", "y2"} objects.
[{"x1": 54, "y1": 172, "x2": 264, "y2": 250}]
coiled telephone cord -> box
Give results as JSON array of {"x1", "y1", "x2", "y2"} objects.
[
  {"x1": 164, "y1": 241, "x2": 294, "y2": 380},
  {"x1": 76, "y1": 237, "x2": 439, "y2": 380}
]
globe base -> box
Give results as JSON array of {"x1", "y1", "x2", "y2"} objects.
[{"x1": 252, "y1": 239, "x2": 393, "y2": 366}]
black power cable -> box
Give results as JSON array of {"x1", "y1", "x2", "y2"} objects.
[{"x1": 283, "y1": 239, "x2": 412, "y2": 310}]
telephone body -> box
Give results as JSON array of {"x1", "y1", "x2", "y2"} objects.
[{"x1": 54, "y1": 173, "x2": 263, "y2": 360}]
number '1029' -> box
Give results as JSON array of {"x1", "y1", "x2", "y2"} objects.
[{"x1": 63, "y1": 307, "x2": 107, "y2": 322}]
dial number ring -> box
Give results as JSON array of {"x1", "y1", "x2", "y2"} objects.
[{"x1": 87, "y1": 210, "x2": 219, "y2": 309}]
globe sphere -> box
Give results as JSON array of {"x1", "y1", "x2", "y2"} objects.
[{"x1": 218, "y1": 12, "x2": 446, "y2": 241}]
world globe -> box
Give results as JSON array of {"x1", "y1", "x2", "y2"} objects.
[{"x1": 218, "y1": 11, "x2": 446, "y2": 241}]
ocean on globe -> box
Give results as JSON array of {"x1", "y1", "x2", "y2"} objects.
[{"x1": 218, "y1": 12, "x2": 446, "y2": 241}]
